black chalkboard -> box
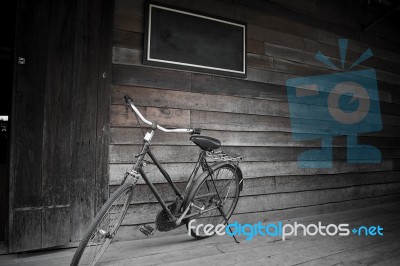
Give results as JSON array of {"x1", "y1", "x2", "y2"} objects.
[{"x1": 143, "y1": 3, "x2": 246, "y2": 77}]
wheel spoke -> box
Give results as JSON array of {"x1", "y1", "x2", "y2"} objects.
[
  {"x1": 71, "y1": 183, "x2": 133, "y2": 265},
  {"x1": 187, "y1": 165, "x2": 240, "y2": 238}
]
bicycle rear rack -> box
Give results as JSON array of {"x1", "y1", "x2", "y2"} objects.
[
  {"x1": 205, "y1": 150, "x2": 243, "y2": 244},
  {"x1": 206, "y1": 150, "x2": 242, "y2": 165}
]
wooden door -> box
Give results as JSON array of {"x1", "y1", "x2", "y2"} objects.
[{"x1": 9, "y1": 0, "x2": 112, "y2": 252}]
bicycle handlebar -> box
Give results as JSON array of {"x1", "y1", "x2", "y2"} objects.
[{"x1": 124, "y1": 95, "x2": 201, "y2": 134}]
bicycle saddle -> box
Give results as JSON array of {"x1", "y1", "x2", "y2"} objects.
[{"x1": 190, "y1": 135, "x2": 221, "y2": 151}]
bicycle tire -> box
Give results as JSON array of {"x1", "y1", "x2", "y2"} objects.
[
  {"x1": 70, "y1": 182, "x2": 134, "y2": 266},
  {"x1": 185, "y1": 162, "x2": 242, "y2": 239}
]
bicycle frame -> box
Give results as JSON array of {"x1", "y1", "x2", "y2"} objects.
[{"x1": 124, "y1": 128, "x2": 211, "y2": 225}]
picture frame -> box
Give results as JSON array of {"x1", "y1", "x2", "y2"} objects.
[{"x1": 143, "y1": 2, "x2": 247, "y2": 78}]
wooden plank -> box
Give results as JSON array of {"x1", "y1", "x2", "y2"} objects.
[
  {"x1": 106, "y1": 207, "x2": 400, "y2": 265},
  {"x1": 10, "y1": 0, "x2": 49, "y2": 210},
  {"x1": 111, "y1": 43, "x2": 400, "y2": 97},
  {"x1": 247, "y1": 39, "x2": 264, "y2": 55},
  {"x1": 115, "y1": 195, "x2": 400, "y2": 241},
  {"x1": 109, "y1": 160, "x2": 394, "y2": 185},
  {"x1": 311, "y1": 241, "x2": 400, "y2": 266},
  {"x1": 68, "y1": 0, "x2": 101, "y2": 242},
  {"x1": 113, "y1": 171, "x2": 400, "y2": 204},
  {"x1": 194, "y1": 70, "x2": 400, "y2": 107},
  {"x1": 103, "y1": 243, "x2": 222, "y2": 266},
  {"x1": 112, "y1": 64, "x2": 192, "y2": 91},
  {"x1": 112, "y1": 47, "x2": 142, "y2": 66},
  {"x1": 41, "y1": 207, "x2": 70, "y2": 248},
  {"x1": 111, "y1": 105, "x2": 190, "y2": 128},
  {"x1": 235, "y1": 183, "x2": 400, "y2": 214},
  {"x1": 9, "y1": 210, "x2": 41, "y2": 252},
  {"x1": 41, "y1": 0, "x2": 75, "y2": 207},
  {"x1": 372, "y1": 255, "x2": 400, "y2": 266},
  {"x1": 189, "y1": 109, "x2": 399, "y2": 134},
  {"x1": 111, "y1": 102, "x2": 400, "y2": 131},
  {"x1": 39, "y1": 0, "x2": 77, "y2": 247},
  {"x1": 316, "y1": 28, "x2": 400, "y2": 63},
  {"x1": 112, "y1": 52, "x2": 398, "y2": 109},
  {"x1": 192, "y1": 72, "x2": 287, "y2": 102},
  {"x1": 157, "y1": 219, "x2": 400, "y2": 266},
  {"x1": 253, "y1": 27, "x2": 400, "y2": 76},
  {"x1": 261, "y1": 43, "x2": 400, "y2": 86},
  {"x1": 114, "y1": 207, "x2": 399, "y2": 255},
  {"x1": 0, "y1": 164, "x2": 7, "y2": 241},
  {"x1": 112, "y1": 85, "x2": 399, "y2": 121},
  {"x1": 113, "y1": 29, "x2": 142, "y2": 50},
  {"x1": 113, "y1": 229, "x2": 400, "y2": 266},
  {"x1": 109, "y1": 145, "x2": 400, "y2": 163},
  {"x1": 114, "y1": 0, "x2": 144, "y2": 18},
  {"x1": 95, "y1": 0, "x2": 114, "y2": 214},
  {"x1": 109, "y1": 128, "x2": 400, "y2": 147},
  {"x1": 0, "y1": 241, "x2": 7, "y2": 255},
  {"x1": 111, "y1": 85, "x2": 290, "y2": 117},
  {"x1": 114, "y1": 13, "x2": 143, "y2": 33},
  {"x1": 9, "y1": 0, "x2": 49, "y2": 253},
  {"x1": 120, "y1": 183, "x2": 400, "y2": 225},
  {"x1": 250, "y1": 18, "x2": 400, "y2": 66}
]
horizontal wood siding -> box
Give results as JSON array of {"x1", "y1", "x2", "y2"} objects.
[{"x1": 111, "y1": 0, "x2": 400, "y2": 240}]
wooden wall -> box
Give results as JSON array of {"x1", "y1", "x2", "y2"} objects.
[{"x1": 111, "y1": 0, "x2": 400, "y2": 241}]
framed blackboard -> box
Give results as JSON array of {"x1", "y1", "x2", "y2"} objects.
[{"x1": 143, "y1": 2, "x2": 247, "y2": 78}]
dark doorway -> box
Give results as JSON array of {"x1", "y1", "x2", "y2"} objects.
[{"x1": 0, "y1": 0, "x2": 17, "y2": 244}]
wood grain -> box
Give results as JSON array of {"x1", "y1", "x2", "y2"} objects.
[
  {"x1": 120, "y1": 182, "x2": 400, "y2": 225},
  {"x1": 111, "y1": 85, "x2": 399, "y2": 121},
  {"x1": 9, "y1": 210, "x2": 41, "y2": 252},
  {"x1": 112, "y1": 64, "x2": 192, "y2": 91},
  {"x1": 113, "y1": 170, "x2": 400, "y2": 204},
  {"x1": 109, "y1": 160, "x2": 393, "y2": 185},
  {"x1": 109, "y1": 128, "x2": 400, "y2": 147},
  {"x1": 109, "y1": 145, "x2": 400, "y2": 163},
  {"x1": 108, "y1": 0, "x2": 400, "y2": 246},
  {"x1": 114, "y1": 195, "x2": 400, "y2": 241}
]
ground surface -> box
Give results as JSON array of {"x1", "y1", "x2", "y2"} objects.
[{"x1": 1, "y1": 202, "x2": 399, "y2": 266}]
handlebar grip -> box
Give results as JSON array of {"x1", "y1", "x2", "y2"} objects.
[
  {"x1": 191, "y1": 128, "x2": 201, "y2": 135},
  {"x1": 124, "y1": 95, "x2": 133, "y2": 104}
]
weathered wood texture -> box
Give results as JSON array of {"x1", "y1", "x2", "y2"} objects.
[
  {"x1": 68, "y1": 0, "x2": 114, "y2": 243},
  {"x1": 10, "y1": 0, "x2": 73, "y2": 252},
  {"x1": 2, "y1": 202, "x2": 400, "y2": 265},
  {"x1": 0, "y1": 164, "x2": 8, "y2": 241},
  {"x1": 111, "y1": 0, "x2": 400, "y2": 240},
  {"x1": 9, "y1": 0, "x2": 114, "y2": 252}
]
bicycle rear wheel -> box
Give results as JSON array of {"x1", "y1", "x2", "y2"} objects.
[
  {"x1": 70, "y1": 182, "x2": 134, "y2": 266},
  {"x1": 185, "y1": 163, "x2": 241, "y2": 239}
]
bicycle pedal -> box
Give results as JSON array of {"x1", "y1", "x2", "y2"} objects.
[{"x1": 139, "y1": 224, "x2": 155, "y2": 236}]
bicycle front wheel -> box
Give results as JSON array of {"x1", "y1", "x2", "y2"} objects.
[
  {"x1": 70, "y1": 182, "x2": 134, "y2": 266},
  {"x1": 185, "y1": 163, "x2": 242, "y2": 239}
]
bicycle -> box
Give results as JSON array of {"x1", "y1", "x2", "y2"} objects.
[{"x1": 70, "y1": 95, "x2": 243, "y2": 266}]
